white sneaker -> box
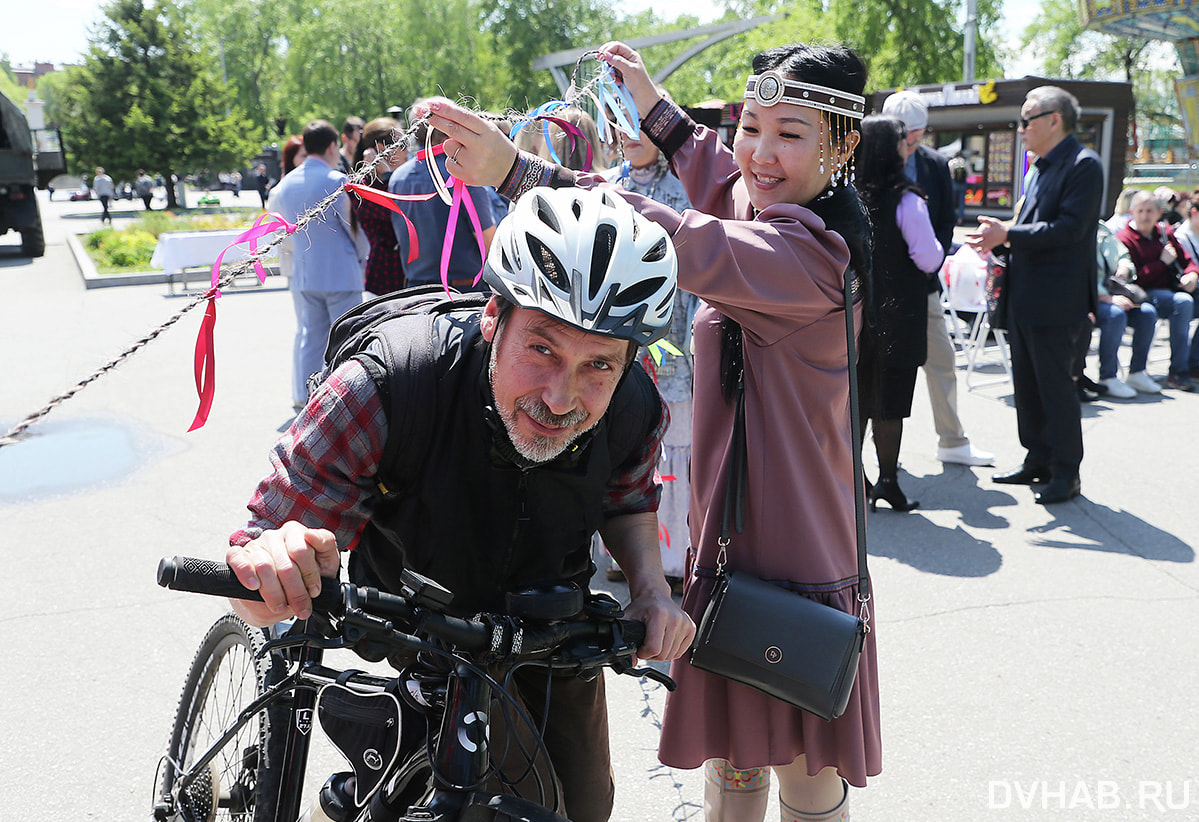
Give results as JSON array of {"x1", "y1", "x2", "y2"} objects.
[
  {"x1": 1125, "y1": 371, "x2": 1162, "y2": 394},
  {"x1": 1100, "y1": 376, "x2": 1137, "y2": 399},
  {"x1": 937, "y1": 442, "x2": 996, "y2": 466}
]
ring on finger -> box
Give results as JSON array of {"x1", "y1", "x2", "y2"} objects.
[{"x1": 451, "y1": 146, "x2": 462, "y2": 164}]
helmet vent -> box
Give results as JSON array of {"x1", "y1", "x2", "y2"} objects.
[
  {"x1": 528, "y1": 234, "x2": 570, "y2": 290},
  {"x1": 572, "y1": 199, "x2": 583, "y2": 219},
  {"x1": 612, "y1": 276, "x2": 667, "y2": 307},
  {"x1": 590, "y1": 224, "x2": 617, "y2": 299},
  {"x1": 643, "y1": 236, "x2": 668, "y2": 263},
  {"x1": 534, "y1": 194, "x2": 562, "y2": 234}
]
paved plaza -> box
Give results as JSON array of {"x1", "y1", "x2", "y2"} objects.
[{"x1": 1, "y1": 189, "x2": 1196, "y2": 820}]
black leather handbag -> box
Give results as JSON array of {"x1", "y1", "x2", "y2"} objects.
[{"x1": 690, "y1": 266, "x2": 871, "y2": 722}]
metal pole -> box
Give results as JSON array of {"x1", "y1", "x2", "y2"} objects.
[{"x1": 964, "y1": 0, "x2": 977, "y2": 82}]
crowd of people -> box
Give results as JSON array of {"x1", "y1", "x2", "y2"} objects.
[{"x1": 204, "y1": 38, "x2": 1199, "y2": 822}]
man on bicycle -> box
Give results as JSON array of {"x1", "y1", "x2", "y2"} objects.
[{"x1": 225, "y1": 186, "x2": 696, "y2": 822}]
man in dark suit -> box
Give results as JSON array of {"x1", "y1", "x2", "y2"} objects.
[
  {"x1": 968, "y1": 86, "x2": 1104, "y2": 504},
  {"x1": 883, "y1": 90, "x2": 995, "y2": 468}
]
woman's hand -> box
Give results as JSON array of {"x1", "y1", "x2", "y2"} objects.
[
  {"x1": 596, "y1": 42, "x2": 662, "y2": 123},
  {"x1": 418, "y1": 98, "x2": 518, "y2": 189},
  {"x1": 1111, "y1": 295, "x2": 1134, "y2": 311}
]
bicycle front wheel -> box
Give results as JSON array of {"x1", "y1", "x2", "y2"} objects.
[{"x1": 155, "y1": 614, "x2": 289, "y2": 822}]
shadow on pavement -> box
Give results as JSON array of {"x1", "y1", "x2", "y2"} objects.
[
  {"x1": 865, "y1": 464, "x2": 1194, "y2": 577},
  {"x1": 1028, "y1": 500, "x2": 1195, "y2": 563},
  {"x1": 867, "y1": 515, "x2": 1004, "y2": 578},
  {"x1": 0, "y1": 248, "x2": 35, "y2": 267}
]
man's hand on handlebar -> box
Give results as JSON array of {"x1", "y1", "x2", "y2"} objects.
[
  {"x1": 225, "y1": 522, "x2": 341, "y2": 626},
  {"x1": 623, "y1": 588, "x2": 696, "y2": 662}
]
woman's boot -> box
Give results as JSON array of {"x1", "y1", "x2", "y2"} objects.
[
  {"x1": 704, "y1": 759, "x2": 770, "y2": 821},
  {"x1": 780, "y1": 780, "x2": 850, "y2": 821}
]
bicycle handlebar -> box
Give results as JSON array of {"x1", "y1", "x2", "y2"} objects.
[{"x1": 157, "y1": 555, "x2": 649, "y2": 663}]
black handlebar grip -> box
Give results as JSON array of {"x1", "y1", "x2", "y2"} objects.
[
  {"x1": 158, "y1": 556, "x2": 262, "y2": 600},
  {"x1": 157, "y1": 556, "x2": 343, "y2": 614},
  {"x1": 620, "y1": 619, "x2": 646, "y2": 649}
]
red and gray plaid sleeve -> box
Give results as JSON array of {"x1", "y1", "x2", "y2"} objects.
[
  {"x1": 602, "y1": 393, "x2": 669, "y2": 518},
  {"x1": 230, "y1": 360, "x2": 387, "y2": 552}
]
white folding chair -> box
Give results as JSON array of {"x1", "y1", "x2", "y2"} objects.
[{"x1": 941, "y1": 246, "x2": 1012, "y2": 389}]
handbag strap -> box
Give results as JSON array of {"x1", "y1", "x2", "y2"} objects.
[{"x1": 718, "y1": 266, "x2": 871, "y2": 617}]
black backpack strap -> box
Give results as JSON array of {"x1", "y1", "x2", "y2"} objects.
[{"x1": 362, "y1": 291, "x2": 490, "y2": 498}]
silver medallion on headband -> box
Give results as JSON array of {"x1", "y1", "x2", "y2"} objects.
[
  {"x1": 745, "y1": 70, "x2": 865, "y2": 120},
  {"x1": 756, "y1": 72, "x2": 784, "y2": 106}
]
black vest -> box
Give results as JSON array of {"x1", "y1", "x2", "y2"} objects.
[
  {"x1": 348, "y1": 311, "x2": 662, "y2": 615},
  {"x1": 868, "y1": 186, "x2": 930, "y2": 371}
]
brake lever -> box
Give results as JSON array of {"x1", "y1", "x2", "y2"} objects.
[{"x1": 624, "y1": 664, "x2": 677, "y2": 691}]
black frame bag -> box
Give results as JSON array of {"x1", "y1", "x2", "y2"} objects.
[{"x1": 689, "y1": 266, "x2": 871, "y2": 722}]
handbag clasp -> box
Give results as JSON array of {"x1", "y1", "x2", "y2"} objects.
[
  {"x1": 857, "y1": 592, "x2": 872, "y2": 633},
  {"x1": 715, "y1": 537, "x2": 729, "y2": 575}
]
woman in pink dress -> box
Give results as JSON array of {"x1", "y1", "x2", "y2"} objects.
[{"x1": 424, "y1": 38, "x2": 881, "y2": 821}]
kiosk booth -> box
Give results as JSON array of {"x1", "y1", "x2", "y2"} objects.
[{"x1": 866, "y1": 78, "x2": 1134, "y2": 221}]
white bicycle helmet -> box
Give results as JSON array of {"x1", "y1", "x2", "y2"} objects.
[{"x1": 483, "y1": 186, "x2": 677, "y2": 345}]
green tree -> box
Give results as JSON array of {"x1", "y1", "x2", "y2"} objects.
[
  {"x1": 0, "y1": 58, "x2": 28, "y2": 110},
  {"x1": 1019, "y1": 0, "x2": 1175, "y2": 154},
  {"x1": 487, "y1": 0, "x2": 621, "y2": 111},
  {"x1": 829, "y1": 0, "x2": 1005, "y2": 90},
  {"x1": 267, "y1": 0, "x2": 506, "y2": 137},
  {"x1": 186, "y1": 0, "x2": 289, "y2": 137},
  {"x1": 54, "y1": 0, "x2": 261, "y2": 206}
]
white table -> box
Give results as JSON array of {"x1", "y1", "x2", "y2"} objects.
[{"x1": 150, "y1": 229, "x2": 280, "y2": 294}]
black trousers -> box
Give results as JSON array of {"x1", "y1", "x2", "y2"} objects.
[{"x1": 1008, "y1": 318, "x2": 1089, "y2": 474}]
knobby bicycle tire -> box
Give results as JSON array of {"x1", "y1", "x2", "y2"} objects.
[{"x1": 156, "y1": 614, "x2": 290, "y2": 822}]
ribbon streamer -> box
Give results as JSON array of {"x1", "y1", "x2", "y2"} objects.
[
  {"x1": 590, "y1": 63, "x2": 641, "y2": 144},
  {"x1": 345, "y1": 183, "x2": 437, "y2": 264},
  {"x1": 416, "y1": 143, "x2": 487, "y2": 297},
  {"x1": 188, "y1": 212, "x2": 298, "y2": 431}
]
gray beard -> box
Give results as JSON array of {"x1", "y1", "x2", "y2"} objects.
[{"x1": 488, "y1": 331, "x2": 596, "y2": 464}]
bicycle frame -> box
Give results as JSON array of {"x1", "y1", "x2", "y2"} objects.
[{"x1": 163, "y1": 625, "x2": 537, "y2": 822}]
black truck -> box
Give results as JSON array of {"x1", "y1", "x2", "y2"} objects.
[{"x1": 0, "y1": 90, "x2": 60, "y2": 257}]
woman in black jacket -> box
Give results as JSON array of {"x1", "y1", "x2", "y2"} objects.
[{"x1": 854, "y1": 115, "x2": 944, "y2": 511}]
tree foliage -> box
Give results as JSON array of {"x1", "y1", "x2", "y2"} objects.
[
  {"x1": 0, "y1": 60, "x2": 28, "y2": 111},
  {"x1": 48, "y1": 0, "x2": 1019, "y2": 181},
  {"x1": 53, "y1": 0, "x2": 260, "y2": 205},
  {"x1": 1019, "y1": 0, "x2": 1180, "y2": 148},
  {"x1": 487, "y1": 0, "x2": 620, "y2": 110},
  {"x1": 829, "y1": 0, "x2": 1005, "y2": 90}
]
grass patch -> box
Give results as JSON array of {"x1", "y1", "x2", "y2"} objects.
[{"x1": 83, "y1": 207, "x2": 262, "y2": 274}]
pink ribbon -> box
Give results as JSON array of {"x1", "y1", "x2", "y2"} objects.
[
  {"x1": 415, "y1": 144, "x2": 487, "y2": 297},
  {"x1": 188, "y1": 212, "x2": 298, "y2": 431}
]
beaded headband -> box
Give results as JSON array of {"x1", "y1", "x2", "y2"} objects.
[{"x1": 745, "y1": 71, "x2": 866, "y2": 121}]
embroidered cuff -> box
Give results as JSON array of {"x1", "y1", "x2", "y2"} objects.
[
  {"x1": 642, "y1": 98, "x2": 695, "y2": 160},
  {"x1": 498, "y1": 151, "x2": 579, "y2": 201}
]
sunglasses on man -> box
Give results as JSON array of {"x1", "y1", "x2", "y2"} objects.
[{"x1": 1018, "y1": 110, "x2": 1055, "y2": 129}]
